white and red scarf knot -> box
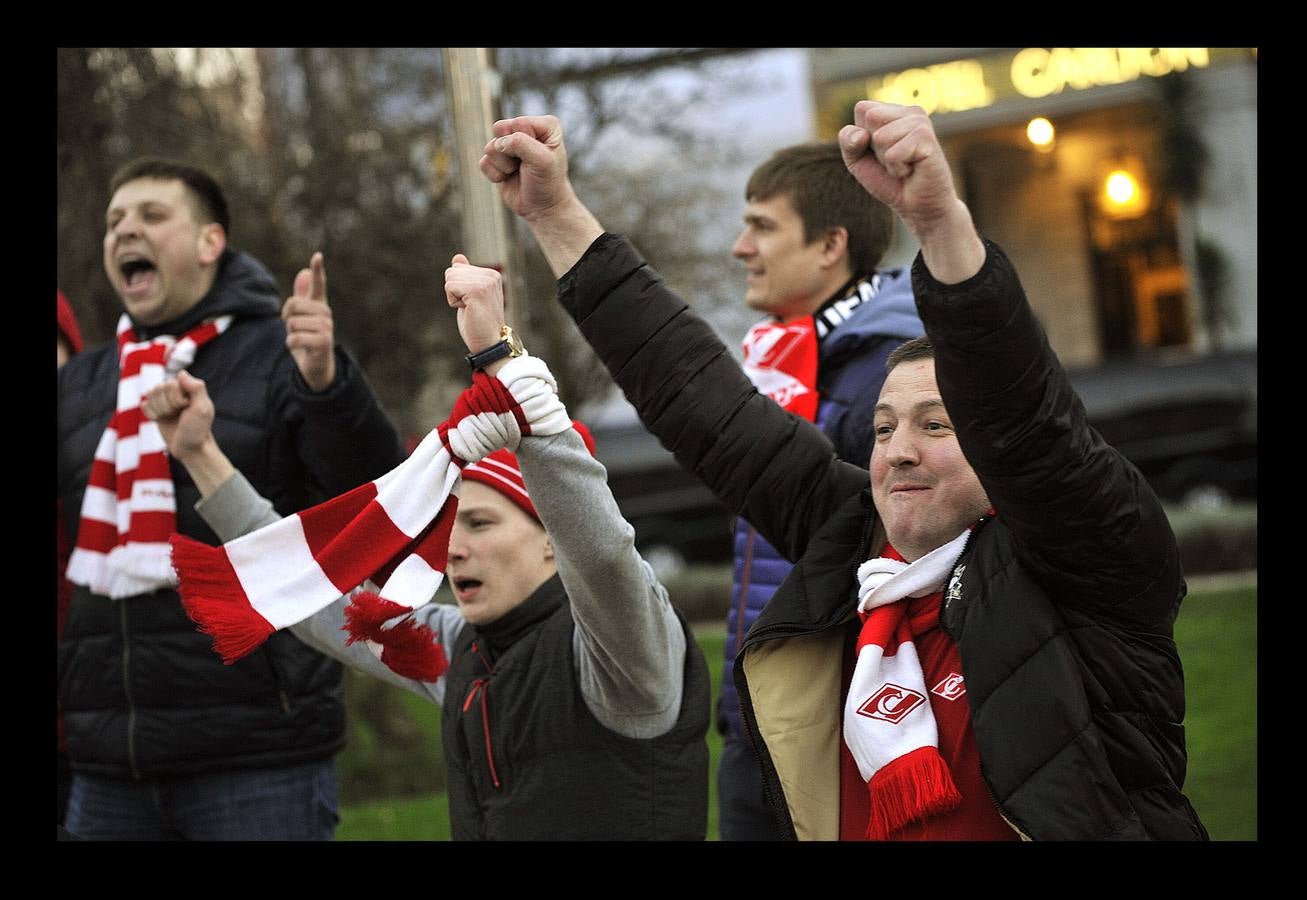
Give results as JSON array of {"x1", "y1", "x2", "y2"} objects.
[
  {"x1": 845, "y1": 529, "x2": 971, "y2": 840},
  {"x1": 171, "y1": 354, "x2": 571, "y2": 682},
  {"x1": 65, "y1": 313, "x2": 233, "y2": 599}
]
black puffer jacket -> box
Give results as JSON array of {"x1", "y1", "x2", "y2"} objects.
[
  {"x1": 57, "y1": 249, "x2": 404, "y2": 779},
  {"x1": 558, "y1": 233, "x2": 1207, "y2": 841}
]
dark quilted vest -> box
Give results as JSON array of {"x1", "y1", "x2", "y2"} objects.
[{"x1": 442, "y1": 576, "x2": 710, "y2": 840}]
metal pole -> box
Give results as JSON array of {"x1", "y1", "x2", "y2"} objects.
[{"x1": 443, "y1": 48, "x2": 532, "y2": 343}]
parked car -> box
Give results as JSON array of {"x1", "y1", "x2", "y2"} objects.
[
  {"x1": 1066, "y1": 348, "x2": 1256, "y2": 511},
  {"x1": 587, "y1": 348, "x2": 1257, "y2": 573},
  {"x1": 588, "y1": 421, "x2": 735, "y2": 576}
]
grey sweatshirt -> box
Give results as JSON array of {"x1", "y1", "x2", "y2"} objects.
[{"x1": 195, "y1": 427, "x2": 687, "y2": 739}]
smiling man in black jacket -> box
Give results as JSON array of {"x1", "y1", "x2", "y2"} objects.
[
  {"x1": 475, "y1": 101, "x2": 1208, "y2": 840},
  {"x1": 58, "y1": 158, "x2": 403, "y2": 840}
]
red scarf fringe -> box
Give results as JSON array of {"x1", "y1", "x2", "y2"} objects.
[
  {"x1": 865, "y1": 745, "x2": 963, "y2": 841},
  {"x1": 171, "y1": 535, "x2": 274, "y2": 664},
  {"x1": 344, "y1": 591, "x2": 448, "y2": 682}
]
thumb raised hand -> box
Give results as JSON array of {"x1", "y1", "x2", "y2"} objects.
[
  {"x1": 284, "y1": 251, "x2": 336, "y2": 392},
  {"x1": 291, "y1": 252, "x2": 328, "y2": 302}
]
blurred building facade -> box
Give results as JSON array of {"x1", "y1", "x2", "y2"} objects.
[{"x1": 808, "y1": 47, "x2": 1257, "y2": 368}]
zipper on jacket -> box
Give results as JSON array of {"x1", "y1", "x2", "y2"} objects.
[
  {"x1": 262, "y1": 646, "x2": 292, "y2": 713},
  {"x1": 462, "y1": 642, "x2": 501, "y2": 790},
  {"x1": 120, "y1": 600, "x2": 141, "y2": 780},
  {"x1": 980, "y1": 772, "x2": 1031, "y2": 840},
  {"x1": 927, "y1": 512, "x2": 1028, "y2": 840}
]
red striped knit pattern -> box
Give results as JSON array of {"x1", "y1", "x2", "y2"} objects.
[{"x1": 66, "y1": 315, "x2": 231, "y2": 599}]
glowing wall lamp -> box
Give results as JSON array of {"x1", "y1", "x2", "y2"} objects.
[
  {"x1": 1026, "y1": 116, "x2": 1055, "y2": 152},
  {"x1": 1098, "y1": 158, "x2": 1150, "y2": 219}
]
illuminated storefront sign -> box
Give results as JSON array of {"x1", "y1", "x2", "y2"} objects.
[
  {"x1": 818, "y1": 48, "x2": 1248, "y2": 127},
  {"x1": 870, "y1": 58, "x2": 996, "y2": 115},
  {"x1": 1007, "y1": 47, "x2": 1211, "y2": 99}
]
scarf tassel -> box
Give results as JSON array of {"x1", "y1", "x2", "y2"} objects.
[
  {"x1": 171, "y1": 535, "x2": 275, "y2": 664},
  {"x1": 344, "y1": 592, "x2": 449, "y2": 682},
  {"x1": 865, "y1": 745, "x2": 963, "y2": 841}
]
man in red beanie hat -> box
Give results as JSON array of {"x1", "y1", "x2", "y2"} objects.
[{"x1": 142, "y1": 255, "x2": 710, "y2": 840}]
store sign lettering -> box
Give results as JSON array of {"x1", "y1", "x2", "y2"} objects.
[
  {"x1": 1010, "y1": 47, "x2": 1211, "y2": 98},
  {"x1": 862, "y1": 49, "x2": 1213, "y2": 116},
  {"x1": 869, "y1": 59, "x2": 994, "y2": 115}
]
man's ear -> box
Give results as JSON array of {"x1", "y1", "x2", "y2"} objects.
[
  {"x1": 197, "y1": 222, "x2": 226, "y2": 267},
  {"x1": 542, "y1": 532, "x2": 555, "y2": 562},
  {"x1": 819, "y1": 226, "x2": 849, "y2": 269}
]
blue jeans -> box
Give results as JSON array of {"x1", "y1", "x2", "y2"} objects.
[
  {"x1": 64, "y1": 759, "x2": 339, "y2": 841},
  {"x1": 717, "y1": 735, "x2": 783, "y2": 841}
]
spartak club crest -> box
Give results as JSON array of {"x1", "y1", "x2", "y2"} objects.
[
  {"x1": 856, "y1": 682, "x2": 927, "y2": 724},
  {"x1": 931, "y1": 672, "x2": 967, "y2": 701}
]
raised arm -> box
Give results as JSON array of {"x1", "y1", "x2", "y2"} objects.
[
  {"x1": 445, "y1": 255, "x2": 686, "y2": 738},
  {"x1": 481, "y1": 117, "x2": 868, "y2": 563},
  {"x1": 280, "y1": 251, "x2": 406, "y2": 496},
  {"x1": 840, "y1": 102, "x2": 1180, "y2": 622},
  {"x1": 143, "y1": 373, "x2": 459, "y2": 703},
  {"x1": 479, "y1": 115, "x2": 604, "y2": 278},
  {"x1": 838, "y1": 102, "x2": 985, "y2": 284}
]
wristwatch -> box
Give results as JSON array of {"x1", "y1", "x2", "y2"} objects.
[{"x1": 466, "y1": 324, "x2": 526, "y2": 371}]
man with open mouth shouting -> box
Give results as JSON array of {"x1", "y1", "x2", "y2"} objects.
[{"x1": 58, "y1": 158, "x2": 403, "y2": 840}]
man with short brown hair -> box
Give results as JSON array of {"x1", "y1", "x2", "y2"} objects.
[
  {"x1": 58, "y1": 158, "x2": 403, "y2": 840},
  {"x1": 718, "y1": 140, "x2": 922, "y2": 838}
]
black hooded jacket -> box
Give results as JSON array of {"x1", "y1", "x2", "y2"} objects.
[
  {"x1": 557, "y1": 233, "x2": 1208, "y2": 841},
  {"x1": 57, "y1": 249, "x2": 404, "y2": 778}
]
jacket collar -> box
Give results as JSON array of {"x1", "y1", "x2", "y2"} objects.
[
  {"x1": 474, "y1": 573, "x2": 567, "y2": 656},
  {"x1": 814, "y1": 268, "x2": 921, "y2": 352}
]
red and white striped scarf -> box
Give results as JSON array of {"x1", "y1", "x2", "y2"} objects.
[
  {"x1": 845, "y1": 529, "x2": 970, "y2": 840},
  {"x1": 65, "y1": 313, "x2": 232, "y2": 599},
  {"x1": 170, "y1": 354, "x2": 571, "y2": 682}
]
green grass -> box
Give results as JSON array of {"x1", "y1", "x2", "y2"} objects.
[
  {"x1": 337, "y1": 794, "x2": 450, "y2": 841},
  {"x1": 697, "y1": 623, "x2": 726, "y2": 842},
  {"x1": 337, "y1": 584, "x2": 1254, "y2": 841},
  {"x1": 1170, "y1": 586, "x2": 1257, "y2": 840},
  {"x1": 335, "y1": 669, "x2": 447, "y2": 805}
]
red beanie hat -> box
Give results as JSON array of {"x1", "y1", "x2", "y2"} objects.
[
  {"x1": 57, "y1": 289, "x2": 84, "y2": 356},
  {"x1": 460, "y1": 421, "x2": 596, "y2": 523}
]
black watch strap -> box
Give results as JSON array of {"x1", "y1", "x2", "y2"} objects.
[{"x1": 466, "y1": 340, "x2": 513, "y2": 371}]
